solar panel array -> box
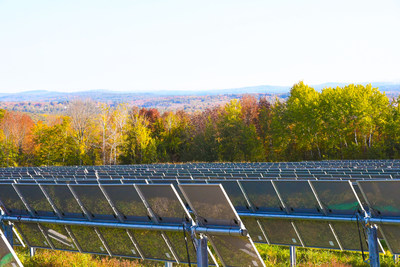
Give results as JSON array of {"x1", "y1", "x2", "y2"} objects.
[{"x1": 0, "y1": 160, "x2": 400, "y2": 266}]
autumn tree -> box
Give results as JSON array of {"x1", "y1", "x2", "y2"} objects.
[
  {"x1": 66, "y1": 99, "x2": 99, "y2": 164},
  {"x1": 120, "y1": 108, "x2": 157, "y2": 164},
  {"x1": 0, "y1": 111, "x2": 35, "y2": 166},
  {"x1": 33, "y1": 117, "x2": 77, "y2": 166},
  {"x1": 217, "y1": 99, "x2": 263, "y2": 162}
]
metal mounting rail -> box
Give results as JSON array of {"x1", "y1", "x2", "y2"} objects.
[
  {"x1": 0, "y1": 215, "x2": 247, "y2": 237},
  {"x1": 238, "y1": 212, "x2": 400, "y2": 226}
]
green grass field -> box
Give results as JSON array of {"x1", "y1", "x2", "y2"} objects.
[{"x1": 15, "y1": 244, "x2": 400, "y2": 266}]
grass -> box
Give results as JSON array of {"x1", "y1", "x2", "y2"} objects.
[{"x1": 14, "y1": 244, "x2": 400, "y2": 266}]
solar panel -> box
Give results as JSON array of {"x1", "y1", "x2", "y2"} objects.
[
  {"x1": 240, "y1": 217, "x2": 268, "y2": 243},
  {"x1": 41, "y1": 184, "x2": 86, "y2": 219},
  {"x1": 15, "y1": 184, "x2": 56, "y2": 218},
  {"x1": 258, "y1": 220, "x2": 301, "y2": 246},
  {"x1": 0, "y1": 184, "x2": 30, "y2": 216},
  {"x1": 358, "y1": 181, "x2": 400, "y2": 218},
  {"x1": 179, "y1": 184, "x2": 265, "y2": 267},
  {"x1": 68, "y1": 226, "x2": 108, "y2": 254},
  {"x1": 239, "y1": 181, "x2": 284, "y2": 213},
  {"x1": 179, "y1": 184, "x2": 240, "y2": 227},
  {"x1": 131, "y1": 230, "x2": 176, "y2": 261},
  {"x1": 40, "y1": 223, "x2": 77, "y2": 251},
  {"x1": 101, "y1": 184, "x2": 150, "y2": 222},
  {"x1": 311, "y1": 181, "x2": 362, "y2": 216},
  {"x1": 358, "y1": 181, "x2": 400, "y2": 254},
  {"x1": 14, "y1": 222, "x2": 52, "y2": 249},
  {"x1": 208, "y1": 235, "x2": 263, "y2": 267},
  {"x1": 164, "y1": 231, "x2": 197, "y2": 263},
  {"x1": 69, "y1": 185, "x2": 116, "y2": 221},
  {"x1": 273, "y1": 181, "x2": 341, "y2": 249},
  {"x1": 97, "y1": 227, "x2": 141, "y2": 258},
  {"x1": 207, "y1": 180, "x2": 251, "y2": 212},
  {"x1": 311, "y1": 181, "x2": 369, "y2": 251},
  {"x1": 293, "y1": 220, "x2": 340, "y2": 249},
  {"x1": 136, "y1": 184, "x2": 190, "y2": 224},
  {"x1": 274, "y1": 181, "x2": 322, "y2": 215}
]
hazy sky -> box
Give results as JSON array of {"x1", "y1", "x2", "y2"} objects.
[{"x1": 0, "y1": 0, "x2": 399, "y2": 93}]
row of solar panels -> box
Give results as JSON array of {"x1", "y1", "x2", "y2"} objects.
[
  {"x1": 2, "y1": 167, "x2": 400, "y2": 180},
  {"x1": 2, "y1": 159, "x2": 400, "y2": 172},
  {"x1": 0, "y1": 166, "x2": 400, "y2": 175},
  {"x1": 8, "y1": 168, "x2": 400, "y2": 175},
  {"x1": 0, "y1": 173, "x2": 397, "y2": 181},
  {"x1": 1, "y1": 180, "x2": 400, "y2": 257},
  {"x1": 0, "y1": 182, "x2": 267, "y2": 266}
]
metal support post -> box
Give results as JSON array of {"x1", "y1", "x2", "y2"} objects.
[
  {"x1": 30, "y1": 247, "x2": 36, "y2": 257},
  {"x1": 367, "y1": 225, "x2": 380, "y2": 267},
  {"x1": 290, "y1": 246, "x2": 296, "y2": 267},
  {"x1": 165, "y1": 261, "x2": 173, "y2": 267},
  {"x1": 393, "y1": 254, "x2": 399, "y2": 264},
  {"x1": 195, "y1": 235, "x2": 208, "y2": 267}
]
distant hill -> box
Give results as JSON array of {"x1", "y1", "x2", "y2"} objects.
[
  {"x1": 0, "y1": 87, "x2": 290, "y2": 102},
  {"x1": 1, "y1": 82, "x2": 399, "y2": 102},
  {"x1": 0, "y1": 82, "x2": 399, "y2": 115}
]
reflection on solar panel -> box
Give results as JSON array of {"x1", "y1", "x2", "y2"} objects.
[{"x1": 1, "y1": 160, "x2": 400, "y2": 266}]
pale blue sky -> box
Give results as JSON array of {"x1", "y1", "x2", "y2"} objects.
[{"x1": 0, "y1": 0, "x2": 399, "y2": 93}]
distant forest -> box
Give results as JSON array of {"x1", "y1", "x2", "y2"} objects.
[{"x1": 0, "y1": 81, "x2": 399, "y2": 167}]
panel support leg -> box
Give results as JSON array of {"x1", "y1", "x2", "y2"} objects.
[
  {"x1": 195, "y1": 235, "x2": 208, "y2": 267},
  {"x1": 290, "y1": 246, "x2": 296, "y2": 267},
  {"x1": 394, "y1": 254, "x2": 399, "y2": 264},
  {"x1": 30, "y1": 247, "x2": 36, "y2": 257},
  {"x1": 164, "y1": 261, "x2": 173, "y2": 267},
  {"x1": 367, "y1": 225, "x2": 380, "y2": 267}
]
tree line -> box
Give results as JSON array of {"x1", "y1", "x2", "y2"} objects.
[{"x1": 0, "y1": 82, "x2": 399, "y2": 167}]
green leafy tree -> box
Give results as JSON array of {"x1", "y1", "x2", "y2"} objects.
[
  {"x1": 218, "y1": 100, "x2": 263, "y2": 162},
  {"x1": 33, "y1": 117, "x2": 78, "y2": 166},
  {"x1": 119, "y1": 110, "x2": 157, "y2": 164}
]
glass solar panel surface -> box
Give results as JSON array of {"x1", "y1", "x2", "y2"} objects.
[
  {"x1": 97, "y1": 227, "x2": 141, "y2": 258},
  {"x1": 164, "y1": 231, "x2": 197, "y2": 263},
  {"x1": 258, "y1": 219, "x2": 300, "y2": 246},
  {"x1": 68, "y1": 226, "x2": 107, "y2": 254},
  {"x1": 14, "y1": 222, "x2": 51, "y2": 249},
  {"x1": 70, "y1": 185, "x2": 116, "y2": 221},
  {"x1": 239, "y1": 181, "x2": 284, "y2": 213},
  {"x1": 101, "y1": 184, "x2": 150, "y2": 223},
  {"x1": 311, "y1": 181, "x2": 362, "y2": 216},
  {"x1": 0, "y1": 184, "x2": 29, "y2": 216},
  {"x1": 240, "y1": 217, "x2": 267, "y2": 243},
  {"x1": 136, "y1": 184, "x2": 190, "y2": 224},
  {"x1": 207, "y1": 180, "x2": 251, "y2": 212},
  {"x1": 15, "y1": 184, "x2": 56, "y2": 218},
  {"x1": 293, "y1": 220, "x2": 340, "y2": 249},
  {"x1": 358, "y1": 181, "x2": 400, "y2": 218},
  {"x1": 209, "y1": 235, "x2": 264, "y2": 267},
  {"x1": 378, "y1": 225, "x2": 400, "y2": 254},
  {"x1": 40, "y1": 223, "x2": 77, "y2": 251},
  {"x1": 179, "y1": 184, "x2": 240, "y2": 227},
  {"x1": 131, "y1": 230, "x2": 175, "y2": 261},
  {"x1": 41, "y1": 184, "x2": 86, "y2": 219},
  {"x1": 274, "y1": 181, "x2": 322, "y2": 215},
  {"x1": 330, "y1": 221, "x2": 369, "y2": 251}
]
